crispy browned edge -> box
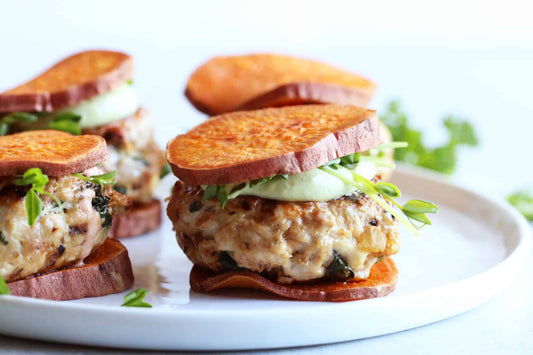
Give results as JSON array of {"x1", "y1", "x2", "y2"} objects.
[
  {"x1": 190, "y1": 257, "x2": 397, "y2": 302},
  {"x1": 236, "y1": 82, "x2": 373, "y2": 111},
  {"x1": 167, "y1": 112, "x2": 381, "y2": 186},
  {"x1": 109, "y1": 199, "x2": 162, "y2": 239},
  {"x1": 0, "y1": 50, "x2": 133, "y2": 113},
  {"x1": 7, "y1": 239, "x2": 134, "y2": 300},
  {"x1": 0, "y1": 131, "x2": 108, "y2": 177}
]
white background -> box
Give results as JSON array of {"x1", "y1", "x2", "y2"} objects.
[{"x1": 0, "y1": 0, "x2": 532, "y2": 353}]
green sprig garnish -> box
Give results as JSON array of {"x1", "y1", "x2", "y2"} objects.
[
  {"x1": 73, "y1": 171, "x2": 117, "y2": 188},
  {"x1": 203, "y1": 174, "x2": 288, "y2": 208},
  {"x1": 121, "y1": 288, "x2": 152, "y2": 307},
  {"x1": 319, "y1": 156, "x2": 438, "y2": 234},
  {"x1": 14, "y1": 168, "x2": 64, "y2": 226},
  {"x1": 506, "y1": 190, "x2": 533, "y2": 221},
  {"x1": 160, "y1": 163, "x2": 171, "y2": 179},
  {"x1": 0, "y1": 112, "x2": 39, "y2": 135},
  {"x1": 380, "y1": 100, "x2": 478, "y2": 174},
  {"x1": 0, "y1": 275, "x2": 10, "y2": 295},
  {"x1": 48, "y1": 112, "x2": 82, "y2": 135}
]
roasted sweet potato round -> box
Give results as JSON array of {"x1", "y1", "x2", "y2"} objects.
[
  {"x1": 0, "y1": 50, "x2": 133, "y2": 112},
  {"x1": 190, "y1": 257, "x2": 397, "y2": 302},
  {"x1": 166, "y1": 104, "x2": 381, "y2": 185},
  {"x1": 185, "y1": 54, "x2": 376, "y2": 115},
  {"x1": 0, "y1": 130, "x2": 107, "y2": 177}
]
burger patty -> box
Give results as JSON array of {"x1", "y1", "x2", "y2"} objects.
[
  {"x1": 167, "y1": 181, "x2": 400, "y2": 284},
  {"x1": 83, "y1": 108, "x2": 165, "y2": 204},
  {"x1": 0, "y1": 168, "x2": 129, "y2": 282}
]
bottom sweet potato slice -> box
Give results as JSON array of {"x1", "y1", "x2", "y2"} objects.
[
  {"x1": 8, "y1": 239, "x2": 134, "y2": 300},
  {"x1": 190, "y1": 257, "x2": 397, "y2": 302},
  {"x1": 109, "y1": 199, "x2": 162, "y2": 239}
]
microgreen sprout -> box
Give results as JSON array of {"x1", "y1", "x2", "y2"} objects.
[
  {"x1": 121, "y1": 288, "x2": 152, "y2": 308},
  {"x1": 72, "y1": 171, "x2": 117, "y2": 188},
  {"x1": 0, "y1": 275, "x2": 10, "y2": 295},
  {"x1": 14, "y1": 168, "x2": 64, "y2": 226}
]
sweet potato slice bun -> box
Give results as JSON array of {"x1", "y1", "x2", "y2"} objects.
[
  {"x1": 0, "y1": 50, "x2": 132, "y2": 112},
  {"x1": 166, "y1": 104, "x2": 381, "y2": 185},
  {"x1": 0, "y1": 130, "x2": 107, "y2": 177},
  {"x1": 190, "y1": 257, "x2": 397, "y2": 302},
  {"x1": 109, "y1": 199, "x2": 162, "y2": 239},
  {"x1": 8, "y1": 239, "x2": 134, "y2": 300},
  {"x1": 185, "y1": 54, "x2": 376, "y2": 115}
]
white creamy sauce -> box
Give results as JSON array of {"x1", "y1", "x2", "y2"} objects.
[
  {"x1": 227, "y1": 160, "x2": 377, "y2": 202},
  {"x1": 61, "y1": 83, "x2": 139, "y2": 128}
]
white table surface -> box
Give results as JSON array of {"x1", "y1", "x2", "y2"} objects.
[{"x1": 1, "y1": 1, "x2": 532, "y2": 353}]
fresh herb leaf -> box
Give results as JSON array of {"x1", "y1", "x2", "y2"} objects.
[
  {"x1": 219, "y1": 251, "x2": 248, "y2": 271},
  {"x1": 73, "y1": 171, "x2": 117, "y2": 188},
  {"x1": 159, "y1": 163, "x2": 171, "y2": 179},
  {"x1": 217, "y1": 186, "x2": 229, "y2": 209},
  {"x1": 319, "y1": 157, "x2": 438, "y2": 235},
  {"x1": 507, "y1": 190, "x2": 533, "y2": 221},
  {"x1": 127, "y1": 79, "x2": 134, "y2": 85},
  {"x1": 48, "y1": 112, "x2": 82, "y2": 135},
  {"x1": 0, "y1": 275, "x2": 10, "y2": 295},
  {"x1": 0, "y1": 112, "x2": 40, "y2": 135},
  {"x1": 25, "y1": 188, "x2": 43, "y2": 226},
  {"x1": 339, "y1": 153, "x2": 361, "y2": 166},
  {"x1": 375, "y1": 182, "x2": 401, "y2": 199},
  {"x1": 380, "y1": 100, "x2": 478, "y2": 175},
  {"x1": 121, "y1": 288, "x2": 152, "y2": 307},
  {"x1": 14, "y1": 168, "x2": 63, "y2": 226},
  {"x1": 203, "y1": 185, "x2": 218, "y2": 201}
]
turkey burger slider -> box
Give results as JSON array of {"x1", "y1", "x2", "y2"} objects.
[
  {"x1": 0, "y1": 50, "x2": 166, "y2": 238},
  {"x1": 166, "y1": 105, "x2": 437, "y2": 301},
  {"x1": 0, "y1": 130, "x2": 133, "y2": 300}
]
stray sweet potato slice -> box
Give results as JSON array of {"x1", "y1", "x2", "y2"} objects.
[
  {"x1": 0, "y1": 130, "x2": 107, "y2": 176},
  {"x1": 166, "y1": 104, "x2": 381, "y2": 185},
  {"x1": 8, "y1": 239, "x2": 134, "y2": 300},
  {"x1": 0, "y1": 50, "x2": 132, "y2": 112},
  {"x1": 109, "y1": 199, "x2": 162, "y2": 239},
  {"x1": 185, "y1": 54, "x2": 376, "y2": 115},
  {"x1": 190, "y1": 257, "x2": 397, "y2": 302}
]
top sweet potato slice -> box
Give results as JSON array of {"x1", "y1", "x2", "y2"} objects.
[
  {"x1": 0, "y1": 130, "x2": 107, "y2": 176},
  {"x1": 166, "y1": 104, "x2": 381, "y2": 185},
  {"x1": 0, "y1": 50, "x2": 133, "y2": 113},
  {"x1": 185, "y1": 54, "x2": 377, "y2": 115}
]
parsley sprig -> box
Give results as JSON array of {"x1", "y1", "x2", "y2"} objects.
[
  {"x1": 380, "y1": 100, "x2": 478, "y2": 174},
  {"x1": 14, "y1": 168, "x2": 64, "y2": 226},
  {"x1": 0, "y1": 275, "x2": 10, "y2": 295},
  {"x1": 0, "y1": 111, "x2": 82, "y2": 136},
  {"x1": 72, "y1": 171, "x2": 117, "y2": 188},
  {"x1": 319, "y1": 155, "x2": 438, "y2": 234},
  {"x1": 121, "y1": 288, "x2": 152, "y2": 307},
  {"x1": 48, "y1": 112, "x2": 82, "y2": 135},
  {"x1": 506, "y1": 190, "x2": 533, "y2": 221}
]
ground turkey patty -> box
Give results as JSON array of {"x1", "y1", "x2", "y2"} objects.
[
  {"x1": 83, "y1": 108, "x2": 165, "y2": 204},
  {"x1": 168, "y1": 181, "x2": 400, "y2": 284},
  {"x1": 0, "y1": 169, "x2": 129, "y2": 282}
]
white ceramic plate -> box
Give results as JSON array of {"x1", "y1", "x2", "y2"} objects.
[{"x1": 0, "y1": 166, "x2": 530, "y2": 351}]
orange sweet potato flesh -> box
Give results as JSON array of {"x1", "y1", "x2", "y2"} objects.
[
  {"x1": 0, "y1": 50, "x2": 132, "y2": 112},
  {"x1": 8, "y1": 239, "x2": 134, "y2": 300},
  {"x1": 185, "y1": 54, "x2": 377, "y2": 115},
  {"x1": 190, "y1": 257, "x2": 397, "y2": 302},
  {"x1": 166, "y1": 104, "x2": 381, "y2": 185},
  {"x1": 0, "y1": 130, "x2": 107, "y2": 176}
]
